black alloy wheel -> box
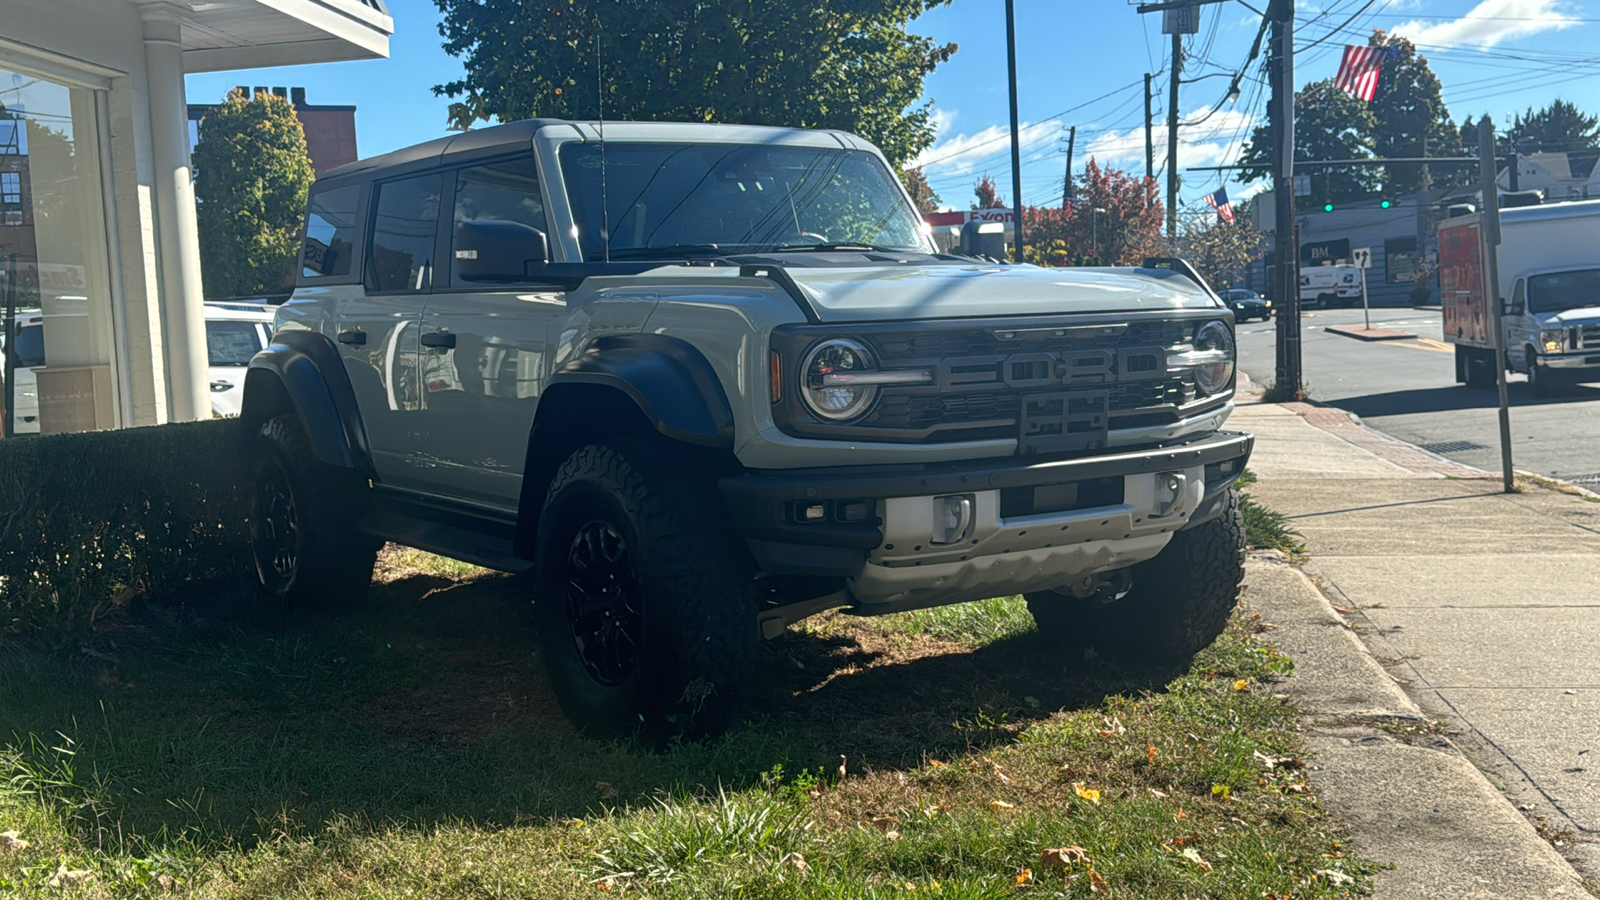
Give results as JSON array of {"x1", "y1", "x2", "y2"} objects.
[
  {"x1": 251, "y1": 456, "x2": 301, "y2": 591},
  {"x1": 565, "y1": 520, "x2": 645, "y2": 686}
]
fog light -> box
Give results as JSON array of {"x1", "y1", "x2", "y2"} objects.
[
  {"x1": 837, "y1": 501, "x2": 872, "y2": 522},
  {"x1": 1154, "y1": 472, "x2": 1187, "y2": 517},
  {"x1": 933, "y1": 494, "x2": 974, "y2": 545},
  {"x1": 800, "y1": 503, "x2": 826, "y2": 522}
]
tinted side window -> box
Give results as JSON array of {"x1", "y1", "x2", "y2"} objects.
[
  {"x1": 370, "y1": 175, "x2": 442, "y2": 292},
  {"x1": 451, "y1": 158, "x2": 548, "y2": 286},
  {"x1": 302, "y1": 185, "x2": 360, "y2": 278}
]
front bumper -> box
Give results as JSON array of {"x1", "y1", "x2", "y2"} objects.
[
  {"x1": 721, "y1": 430, "x2": 1253, "y2": 609},
  {"x1": 1540, "y1": 352, "x2": 1600, "y2": 371}
]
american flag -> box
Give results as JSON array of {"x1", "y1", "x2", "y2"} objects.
[
  {"x1": 1204, "y1": 188, "x2": 1234, "y2": 224},
  {"x1": 1335, "y1": 44, "x2": 1398, "y2": 102}
]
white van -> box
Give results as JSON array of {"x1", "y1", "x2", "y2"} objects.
[{"x1": 1299, "y1": 265, "x2": 1362, "y2": 309}]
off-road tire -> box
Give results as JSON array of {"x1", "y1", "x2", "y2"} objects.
[
  {"x1": 1025, "y1": 489, "x2": 1245, "y2": 664},
  {"x1": 532, "y1": 438, "x2": 758, "y2": 739},
  {"x1": 249, "y1": 415, "x2": 378, "y2": 612}
]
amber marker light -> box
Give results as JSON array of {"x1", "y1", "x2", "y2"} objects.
[{"x1": 770, "y1": 351, "x2": 783, "y2": 404}]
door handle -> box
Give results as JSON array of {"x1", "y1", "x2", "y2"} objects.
[
  {"x1": 420, "y1": 331, "x2": 456, "y2": 349},
  {"x1": 337, "y1": 329, "x2": 367, "y2": 345}
]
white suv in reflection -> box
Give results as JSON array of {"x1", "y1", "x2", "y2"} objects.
[{"x1": 204, "y1": 303, "x2": 275, "y2": 417}]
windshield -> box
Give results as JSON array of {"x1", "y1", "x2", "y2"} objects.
[
  {"x1": 206, "y1": 320, "x2": 264, "y2": 367},
  {"x1": 558, "y1": 142, "x2": 931, "y2": 260},
  {"x1": 1528, "y1": 269, "x2": 1600, "y2": 314},
  {"x1": 7, "y1": 323, "x2": 44, "y2": 368}
]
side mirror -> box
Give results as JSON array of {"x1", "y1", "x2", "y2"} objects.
[
  {"x1": 1503, "y1": 297, "x2": 1524, "y2": 316},
  {"x1": 454, "y1": 220, "x2": 549, "y2": 282}
]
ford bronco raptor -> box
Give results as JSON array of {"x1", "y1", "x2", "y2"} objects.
[{"x1": 241, "y1": 119, "x2": 1253, "y2": 736}]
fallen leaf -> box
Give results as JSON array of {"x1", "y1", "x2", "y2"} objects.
[
  {"x1": 870, "y1": 816, "x2": 896, "y2": 832},
  {"x1": 1317, "y1": 869, "x2": 1355, "y2": 887},
  {"x1": 1041, "y1": 846, "x2": 1092, "y2": 869},
  {"x1": 885, "y1": 829, "x2": 901, "y2": 841},
  {"x1": 595, "y1": 781, "x2": 618, "y2": 800},
  {"x1": 1211, "y1": 784, "x2": 1232, "y2": 800},
  {"x1": 990, "y1": 800, "x2": 1016, "y2": 812},
  {"x1": 1073, "y1": 782, "x2": 1102, "y2": 805},
  {"x1": 47, "y1": 865, "x2": 93, "y2": 888},
  {"x1": 594, "y1": 876, "x2": 615, "y2": 891},
  {"x1": 1147, "y1": 745, "x2": 1158, "y2": 764},
  {"x1": 1088, "y1": 868, "x2": 1110, "y2": 893},
  {"x1": 1149, "y1": 788, "x2": 1168, "y2": 799},
  {"x1": 996, "y1": 771, "x2": 1013, "y2": 785},
  {"x1": 1097, "y1": 715, "x2": 1125, "y2": 737},
  {"x1": 0, "y1": 831, "x2": 28, "y2": 852},
  {"x1": 1233, "y1": 679, "x2": 1249, "y2": 691},
  {"x1": 924, "y1": 804, "x2": 941, "y2": 818},
  {"x1": 1181, "y1": 847, "x2": 1214, "y2": 872},
  {"x1": 928, "y1": 759, "x2": 945, "y2": 768},
  {"x1": 156, "y1": 873, "x2": 176, "y2": 890},
  {"x1": 781, "y1": 852, "x2": 810, "y2": 875},
  {"x1": 1014, "y1": 868, "x2": 1033, "y2": 886}
]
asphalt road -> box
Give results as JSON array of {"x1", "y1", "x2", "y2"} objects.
[{"x1": 1236, "y1": 306, "x2": 1600, "y2": 485}]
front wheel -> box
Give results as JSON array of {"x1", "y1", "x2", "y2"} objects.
[
  {"x1": 532, "y1": 439, "x2": 759, "y2": 738},
  {"x1": 1025, "y1": 489, "x2": 1245, "y2": 664}
]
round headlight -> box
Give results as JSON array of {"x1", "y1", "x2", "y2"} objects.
[
  {"x1": 1193, "y1": 320, "x2": 1236, "y2": 395},
  {"x1": 801, "y1": 338, "x2": 879, "y2": 421}
]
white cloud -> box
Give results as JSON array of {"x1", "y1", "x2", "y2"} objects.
[
  {"x1": 912, "y1": 119, "x2": 1065, "y2": 182},
  {"x1": 1390, "y1": 0, "x2": 1578, "y2": 49},
  {"x1": 1084, "y1": 106, "x2": 1258, "y2": 172}
]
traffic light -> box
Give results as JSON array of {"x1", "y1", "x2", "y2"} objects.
[
  {"x1": 1380, "y1": 198, "x2": 1392, "y2": 209},
  {"x1": 1323, "y1": 201, "x2": 1334, "y2": 212}
]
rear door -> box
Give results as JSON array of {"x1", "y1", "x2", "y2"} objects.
[
  {"x1": 335, "y1": 174, "x2": 442, "y2": 491},
  {"x1": 415, "y1": 156, "x2": 564, "y2": 509}
]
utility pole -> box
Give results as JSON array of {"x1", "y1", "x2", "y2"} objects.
[
  {"x1": 1063, "y1": 125, "x2": 1077, "y2": 209},
  {"x1": 1004, "y1": 0, "x2": 1025, "y2": 262},
  {"x1": 1167, "y1": 31, "x2": 1182, "y2": 243},
  {"x1": 1144, "y1": 73, "x2": 1155, "y2": 189},
  {"x1": 1478, "y1": 116, "x2": 1514, "y2": 493},
  {"x1": 1269, "y1": 0, "x2": 1300, "y2": 398}
]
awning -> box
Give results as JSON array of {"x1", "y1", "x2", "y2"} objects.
[{"x1": 164, "y1": 0, "x2": 393, "y2": 72}]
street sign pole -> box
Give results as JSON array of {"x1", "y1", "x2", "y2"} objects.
[
  {"x1": 1478, "y1": 117, "x2": 1514, "y2": 494},
  {"x1": 1351, "y1": 246, "x2": 1372, "y2": 331}
]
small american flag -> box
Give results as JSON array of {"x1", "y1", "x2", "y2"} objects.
[
  {"x1": 1335, "y1": 44, "x2": 1398, "y2": 102},
  {"x1": 1204, "y1": 187, "x2": 1234, "y2": 224}
]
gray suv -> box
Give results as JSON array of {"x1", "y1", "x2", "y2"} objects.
[{"x1": 241, "y1": 119, "x2": 1253, "y2": 736}]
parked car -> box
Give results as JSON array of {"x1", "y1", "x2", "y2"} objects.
[
  {"x1": 240, "y1": 119, "x2": 1253, "y2": 736},
  {"x1": 1221, "y1": 289, "x2": 1272, "y2": 322},
  {"x1": 204, "y1": 303, "x2": 275, "y2": 417}
]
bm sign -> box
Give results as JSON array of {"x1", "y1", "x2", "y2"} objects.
[{"x1": 1301, "y1": 239, "x2": 1350, "y2": 264}]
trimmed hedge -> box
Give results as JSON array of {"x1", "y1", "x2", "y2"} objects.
[{"x1": 0, "y1": 419, "x2": 250, "y2": 635}]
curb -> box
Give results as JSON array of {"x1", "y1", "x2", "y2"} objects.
[{"x1": 1323, "y1": 324, "x2": 1418, "y2": 342}]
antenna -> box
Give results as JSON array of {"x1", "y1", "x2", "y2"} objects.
[{"x1": 596, "y1": 33, "x2": 610, "y2": 264}]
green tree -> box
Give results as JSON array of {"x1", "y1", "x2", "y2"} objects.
[
  {"x1": 1367, "y1": 31, "x2": 1460, "y2": 193},
  {"x1": 900, "y1": 166, "x2": 941, "y2": 213},
  {"x1": 193, "y1": 90, "x2": 313, "y2": 298},
  {"x1": 1236, "y1": 80, "x2": 1379, "y2": 204},
  {"x1": 432, "y1": 0, "x2": 956, "y2": 168},
  {"x1": 1505, "y1": 99, "x2": 1600, "y2": 153},
  {"x1": 1022, "y1": 160, "x2": 1162, "y2": 267}
]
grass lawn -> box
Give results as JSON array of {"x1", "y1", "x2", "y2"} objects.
[{"x1": 1, "y1": 528, "x2": 1367, "y2": 898}]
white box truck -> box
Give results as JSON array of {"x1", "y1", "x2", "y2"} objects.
[
  {"x1": 1441, "y1": 199, "x2": 1600, "y2": 394},
  {"x1": 1299, "y1": 264, "x2": 1363, "y2": 309}
]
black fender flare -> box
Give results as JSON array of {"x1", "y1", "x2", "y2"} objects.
[
  {"x1": 512, "y1": 334, "x2": 736, "y2": 558},
  {"x1": 546, "y1": 333, "x2": 735, "y2": 449},
  {"x1": 241, "y1": 330, "x2": 374, "y2": 477}
]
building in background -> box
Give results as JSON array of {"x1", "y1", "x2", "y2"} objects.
[
  {"x1": 2, "y1": 0, "x2": 390, "y2": 436},
  {"x1": 188, "y1": 86, "x2": 358, "y2": 175}
]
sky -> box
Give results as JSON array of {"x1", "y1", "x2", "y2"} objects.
[{"x1": 186, "y1": 0, "x2": 1600, "y2": 216}]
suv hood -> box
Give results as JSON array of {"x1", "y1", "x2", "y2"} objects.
[{"x1": 777, "y1": 264, "x2": 1221, "y2": 323}]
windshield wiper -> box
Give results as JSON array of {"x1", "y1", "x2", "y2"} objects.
[
  {"x1": 770, "y1": 242, "x2": 922, "y2": 254},
  {"x1": 605, "y1": 243, "x2": 735, "y2": 260}
]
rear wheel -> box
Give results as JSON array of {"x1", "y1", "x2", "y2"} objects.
[
  {"x1": 249, "y1": 415, "x2": 378, "y2": 612},
  {"x1": 1025, "y1": 490, "x2": 1245, "y2": 664},
  {"x1": 533, "y1": 438, "x2": 758, "y2": 738}
]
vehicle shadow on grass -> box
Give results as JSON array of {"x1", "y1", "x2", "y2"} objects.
[{"x1": 0, "y1": 569, "x2": 1174, "y2": 856}]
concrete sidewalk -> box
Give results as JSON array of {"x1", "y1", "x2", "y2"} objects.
[{"x1": 1232, "y1": 393, "x2": 1600, "y2": 898}]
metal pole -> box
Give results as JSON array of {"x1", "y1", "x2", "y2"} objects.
[
  {"x1": 1145, "y1": 73, "x2": 1155, "y2": 189},
  {"x1": 1270, "y1": 0, "x2": 1300, "y2": 397},
  {"x1": 3, "y1": 254, "x2": 15, "y2": 438},
  {"x1": 1361, "y1": 265, "x2": 1370, "y2": 330},
  {"x1": 1005, "y1": 0, "x2": 1025, "y2": 263},
  {"x1": 1167, "y1": 31, "x2": 1182, "y2": 244},
  {"x1": 1478, "y1": 117, "x2": 1515, "y2": 493}
]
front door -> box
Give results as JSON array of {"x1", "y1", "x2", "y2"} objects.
[{"x1": 416, "y1": 157, "x2": 565, "y2": 510}]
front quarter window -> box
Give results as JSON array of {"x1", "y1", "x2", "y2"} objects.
[{"x1": 558, "y1": 141, "x2": 932, "y2": 260}]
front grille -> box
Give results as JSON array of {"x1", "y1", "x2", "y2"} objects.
[
  {"x1": 1578, "y1": 324, "x2": 1600, "y2": 350},
  {"x1": 863, "y1": 375, "x2": 1196, "y2": 432}
]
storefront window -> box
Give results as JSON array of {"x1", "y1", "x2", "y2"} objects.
[{"x1": 1, "y1": 64, "x2": 116, "y2": 435}]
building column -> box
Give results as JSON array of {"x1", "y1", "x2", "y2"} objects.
[{"x1": 138, "y1": 2, "x2": 209, "y2": 422}]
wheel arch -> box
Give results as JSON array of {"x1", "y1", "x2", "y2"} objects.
[
  {"x1": 513, "y1": 334, "x2": 738, "y2": 558},
  {"x1": 240, "y1": 330, "x2": 374, "y2": 477}
]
